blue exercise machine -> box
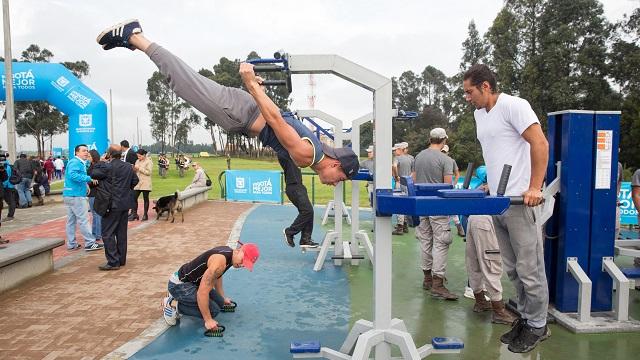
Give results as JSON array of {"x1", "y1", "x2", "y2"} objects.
[{"x1": 543, "y1": 110, "x2": 640, "y2": 332}]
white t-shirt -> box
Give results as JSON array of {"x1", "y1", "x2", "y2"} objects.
[
  {"x1": 54, "y1": 158, "x2": 64, "y2": 170},
  {"x1": 474, "y1": 93, "x2": 540, "y2": 196}
]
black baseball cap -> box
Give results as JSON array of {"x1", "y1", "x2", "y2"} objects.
[{"x1": 321, "y1": 144, "x2": 360, "y2": 179}]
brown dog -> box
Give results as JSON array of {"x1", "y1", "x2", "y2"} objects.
[{"x1": 153, "y1": 191, "x2": 184, "y2": 223}]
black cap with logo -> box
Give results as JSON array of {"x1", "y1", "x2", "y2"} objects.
[{"x1": 321, "y1": 144, "x2": 360, "y2": 179}]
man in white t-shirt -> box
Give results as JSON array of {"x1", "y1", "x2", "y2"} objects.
[
  {"x1": 463, "y1": 64, "x2": 549, "y2": 354},
  {"x1": 53, "y1": 156, "x2": 65, "y2": 179}
]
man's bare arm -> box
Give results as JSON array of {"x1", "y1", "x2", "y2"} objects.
[
  {"x1": 239, "y1": 63, "x2": 313, "y2": 167},
  {"x1": 444, "y1": 174, "x2": 453, "y2": 184},
  {"x1": 197, "y1": 255, "x2": 226, "y2": 329},
  {"x1": 214, "y1": 276, "x2": 224, "y2": 299},
  {"x1": 521, "y1": 123, "x2": 549, "y2": 206}
]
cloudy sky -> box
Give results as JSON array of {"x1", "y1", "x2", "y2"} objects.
[{"x1": 1, "y1": 0, "x2": 638, "y2": 152}]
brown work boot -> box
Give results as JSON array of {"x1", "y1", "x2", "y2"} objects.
[
  {"x1": 392, "y1": 224, "x2": 404, "y2": 235},
  {"x1": 403, "y1": 223, "x2": 409, "y2": 233},
  {"x1": 431, "y1": 275, "x2": 459, "y2": 300},
  {"x1": 492, "y1": 300, "x2": 518, "y2": 325},
  {"x1": 473, "y1": 291, "x2": 493, "y2": 312},
  {"x1": 456, "y1": 223, "x2": 465, "y2": 237},
  {"x1": 422, "y1": 270, "x2": 432, "y2": 290}
]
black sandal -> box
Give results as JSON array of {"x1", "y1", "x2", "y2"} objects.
[
  {"x1": 221, "y1": 301, "x2": 237, "y2": 313},
  {"x1": 204, "y1": 325, "x2": 226, "y2": 337}
]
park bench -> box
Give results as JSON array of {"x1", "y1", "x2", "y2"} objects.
[
  {"x1": 0, "y1": 238, "x2": 64, "y2": 294},
  {"x1": 178, "y1": 186, "x2": 211, "y2": 210}
]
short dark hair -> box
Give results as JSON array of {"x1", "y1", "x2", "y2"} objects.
[
  {"x1": 463, "y1": 64, "x2": 497, "y2": 93},
  {"x1": 136, "y1": 148, "x2": 147, "y2": 156},
  {"x1": 19, "y1": 153, "x2": 27, "y2": 158},
  {"x1": 74, "y1": 144, "x2": 87, "y2": 154},
  {"x1": 430, "y1": 137, "x2": 447, "y2": 145},
  {"x1": 120, "y1": 140, "x2": 130, "y2": 148}
]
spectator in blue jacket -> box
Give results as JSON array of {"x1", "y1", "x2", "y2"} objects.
[
  {"x1": 63, "y1": 144, "x2": 104, "y2": 252},
  {"x1": 1, "y1": 155, "x2": 18, "y2": 222}
]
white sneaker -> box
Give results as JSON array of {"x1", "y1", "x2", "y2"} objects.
[
  {"x1": 464, "y1": 286, "x2": 491, "y2": 301},
  {"x1": 463, "y1": 286, "x2": 475, "y2": 299},
  {"x1": 162, "y1": 295, "x2": 178, "y2": 326}
]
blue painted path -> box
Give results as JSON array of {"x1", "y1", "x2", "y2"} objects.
[{"x1": 132, "y1": 204, "x2": 351, "y2": 359}]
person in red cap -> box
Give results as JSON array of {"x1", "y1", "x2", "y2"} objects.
[{"x1": 161, "y1": 242, "x2": 260, "y2": 332}]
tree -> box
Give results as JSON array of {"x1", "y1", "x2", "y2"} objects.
[
  {"x1": 447, "y1": 20, "x2": 489, "y2": 167},
  {"x1": 146, "y1": 71, "x2": 200, "y2": 154},
  {"x1": 13, "y1": 45, "x2": 83, "y2": 158},
  {"x1": 197, "y1": 51, "x2": 293, "y2": 157},
  {"x1": 611, "y1": 7, "x2": 640, "y2": 169}
]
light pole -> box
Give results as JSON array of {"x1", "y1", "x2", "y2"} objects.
[{"x1": 3, "y1": 0, "x2": 17, "y2": 162}]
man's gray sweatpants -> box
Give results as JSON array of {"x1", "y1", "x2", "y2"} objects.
[
  {"x1": 493, "y1": 205, "x2": 548, "y2": 328},
  {"x1": 145, "y1": 43, "x2": 261, "y2": 134}
]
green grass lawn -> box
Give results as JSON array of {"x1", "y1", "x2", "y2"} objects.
[{"x1": 50, "y1": 156, "x2": 371, "y2": 206}]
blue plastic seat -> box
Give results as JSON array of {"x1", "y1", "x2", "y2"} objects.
[
  {"x1": 432, "y1": 337, "x2": 464, "y2": 350},
  {"x1": 290, "y1": 340, "x2": 321, "y2": 353},
  {"x1": 621, "y1": 268, "x2": 640, "y2": 279}
]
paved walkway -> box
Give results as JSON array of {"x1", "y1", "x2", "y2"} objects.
[{"x1": 0, "y1": 200, "x2": 251, "y2": 359}]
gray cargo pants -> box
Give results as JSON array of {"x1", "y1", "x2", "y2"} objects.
[
  {"x1": 415, "y1": 215, "x2": 452, "y2": 277},
  {"x1": 145, "y1": 43, "x2": 261, "y2": 134},
  {"x1": 493, "y1": 204, "x2": 548, "y2": 328}
]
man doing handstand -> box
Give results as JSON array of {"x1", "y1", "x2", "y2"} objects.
[{"x1": 96, "y1": 19, "x2": 359, "y2": 188}]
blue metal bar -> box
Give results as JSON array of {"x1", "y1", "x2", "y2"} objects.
[
  {"x1": 352, "y1": 170, "x2": 373, "y2": 181},
  {"x1": 376, "y1": 193, "x2": 510, "y2": 216},
  {"x1": 247, "y1": 58, "x2": 286, "y2": 65},
  {"x1": 395, "y1": 110, "x2": 419, "y2": 119},
  {"x1": 302, "y1": 117, "x2": 335, "y2": 140}
]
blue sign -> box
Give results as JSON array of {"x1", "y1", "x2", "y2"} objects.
[
  {"x1": 619, "y1": 182, "x2": 638, "y2": 225},
  {"x1": 0, "y1": 62, "x2": 108, "y2": 154},
  {"x1": 52, "y1": 147, "x2": 63, "y2": 157},
  {"x1": 226, "y1": 170, "x2": 281, "y2": 203}
]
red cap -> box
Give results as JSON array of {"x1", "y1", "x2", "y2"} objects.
[{"x1": 241, "y1": 243, "x2": 259, "y2": 271}]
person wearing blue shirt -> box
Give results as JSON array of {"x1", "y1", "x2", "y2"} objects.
[
  {"x1": 63, "y1": 144, "x2": 104, "y2": 252},
  {"x1": 1, "y1": 155, "x2": 17, "y2": 221}
]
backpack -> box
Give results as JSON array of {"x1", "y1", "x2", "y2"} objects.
[{"x1": 9, "y1": 165, "x2": 22, "y2": 185}]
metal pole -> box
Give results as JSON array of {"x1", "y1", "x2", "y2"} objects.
[
  {"x1": 136, "y1": 116, "x2": 139, "y2": 146},
  {"x1": 3, "y1": 0, "x2": 17, "y2": 162},
  {"x1": 109, "y1": 88, "x2": 114, "y2": 143}
]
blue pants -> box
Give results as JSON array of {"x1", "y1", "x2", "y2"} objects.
[
  {"x1": 88, "y1": 197, "x2": 102, "y2": 240},
  {"x1": 64, "y1": 196, "x2": 96, "y2": 249},
  {"x1": 16, "y1": 177, "x2": 32, "y2": 206},
  {"x1": 167, "y1": 281, "x2": 225, "y2": 319}
]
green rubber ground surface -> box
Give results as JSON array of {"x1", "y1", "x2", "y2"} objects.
[{"x1": 342, "y1": 217, "x2": 640, "y2": 359}]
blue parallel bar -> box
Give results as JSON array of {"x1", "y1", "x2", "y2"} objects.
[
  {"x1": 588, "y1": 112, "x2": 620, "y2": 311},
  {"x1": 414, "y1": 183, "x2": 453, "y2": 196},
  {"x1": 376, "y1": 193, "x2": 510, "y2": 217},
  {"x1": 247, "y1": 58, "x2": 286, "y2": 64}
]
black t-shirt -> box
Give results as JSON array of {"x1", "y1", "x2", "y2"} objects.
[{"x1": 177, "y1": 246, "x2": 233, "y2": 285}]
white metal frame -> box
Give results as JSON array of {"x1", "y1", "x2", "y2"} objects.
[
  {"x1": 566, "y1": 257, "x2": 592, "y2": 323},
  {"x1": 297, "y1": 109, "x2": 374, "y2": 270},
  {"x1": 288, "y1": 55, "x2": 451, "y2": 359}
]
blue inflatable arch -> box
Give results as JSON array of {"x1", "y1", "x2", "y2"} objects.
[{"x1": 0, "y1": 62, "x2": 108, "y2": 153}]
